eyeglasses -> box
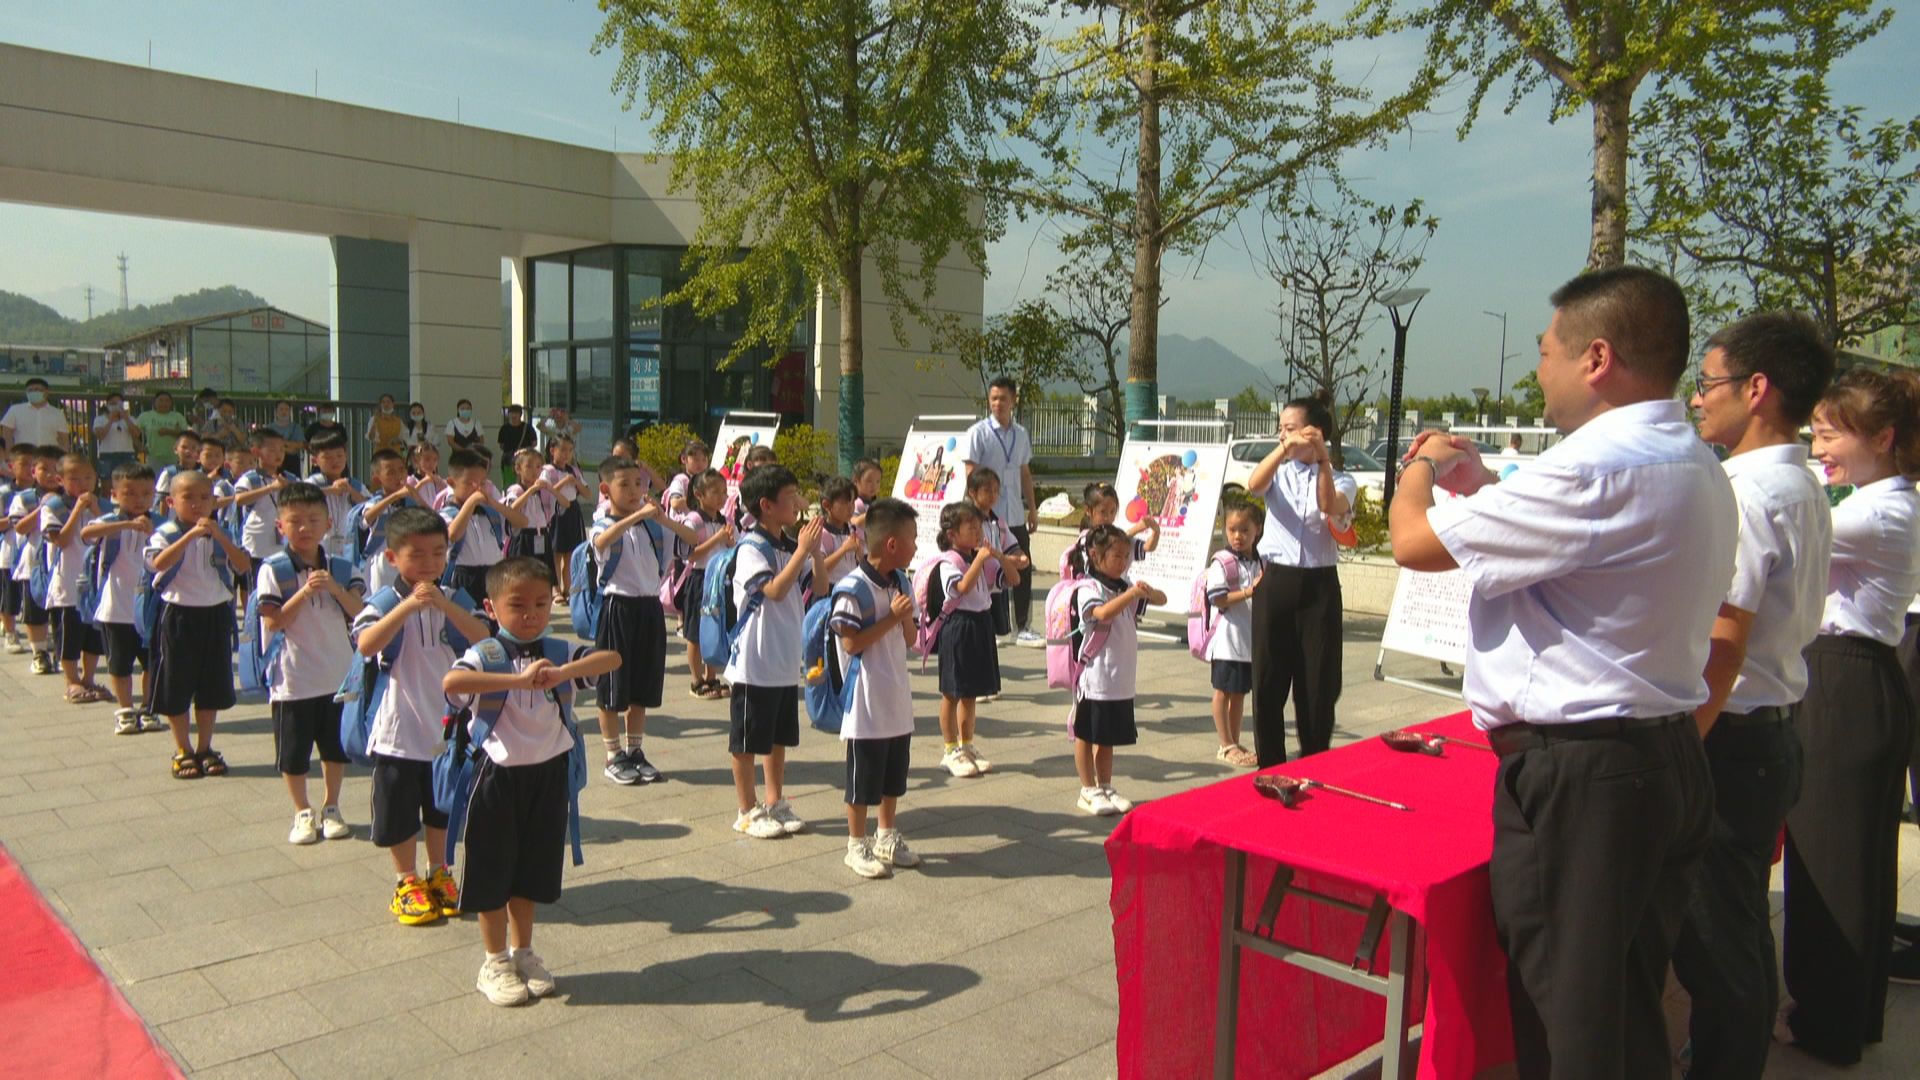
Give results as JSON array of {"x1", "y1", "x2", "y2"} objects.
[{"x1": 1691, "y1": 372, "x2": 1742, "y2": 397}]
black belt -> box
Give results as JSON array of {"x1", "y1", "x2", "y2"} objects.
[
  {"x1": 1715, "y1": 705, "x2": 1790, "y2": 728},
  {"x1": 1487, "y1": 713, "x2": 1688, "y2": 757}
]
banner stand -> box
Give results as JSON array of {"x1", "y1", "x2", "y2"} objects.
[
  {"x1": 1114, "y1": 421, "x2": 1231, "y2": 643},
  {"x1": 1372, "y1": 566, "x2": 1469, "y2": 701},
  {"x1": 892, "y1": 415, "x2": 977, "y2": 557},
  {"x1": 713, "y1": 411, "x2": 782, "y2": 500}
]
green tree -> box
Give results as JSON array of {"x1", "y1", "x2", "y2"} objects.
[
  {"x1": 595, "y1": 1, "x2": 1035, "y2": 472},
  {"x1": 957, "y1": 299, "x2": 1081, "y2": 402},
  {"x1": 1229, "y1": 383, "x2": 1272, "y2": 414},
  {"x1": 1416, "y1": 0, "x2": 1888, "y2": 270},
  {"x1": 1010, "y1": 1, "x2": 1436, "y2": 436}
]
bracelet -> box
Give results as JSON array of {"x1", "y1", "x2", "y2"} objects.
[{"x1": 1400, "y1": 456, "x2": 1440, "y2": 478}]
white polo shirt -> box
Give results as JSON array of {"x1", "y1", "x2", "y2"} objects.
[
  {"x1": 1, "y1": 402, "x2": 69, "y2": 447},
  {"x1": 1720, "y1": 444, "x2": 1834, "y2": 712},
  {"x1": 587, "y1": 515, "x2": 667, "y2": 597},
  {"x1": 441, "y1": 503, "x2": 505, "y2": 568},
  {"x1": 1203, "y1": 550, "x2": 1261, "y2": 664},
  {"x1": 38, "y1": 498, "x2": 94, "y2": 610},
  {"x1": 449, "y1": 639, "x2": 593, "y2": 765},
  {"x1": 830, "y1": 563, "x2": 913, "y2": 740},
  {"x1": 8, "y1": 490, "x2": 43, "y2": 582},
  {"x1": 1076, "y1": 575, "x2": 1144, "y2": 701},
  {"x1": 233, "y1": 469, "x2": 294, "y2": 560},
  {"x1": 1257, "y1": 459, "x2": 1357, "y2": 569},
  {"x1": 1428, "y1": 399, "x2": 1737, "y2": 730},
  {"x1": 935, "y1": 549, "x2": 997, "y2": 613},
  {"x1": 724, "y1": 530, "x2": 809, "y2": 687},
  {"x1": 91, "y1": 518, "x2": 149, "y2": 625},
  {"x1": 307, "y1": 473, "x2": 369, "y2": 556},
  {"x1": 142, "y1": 528, "x2": 236, "y2": 607},
  {"x1": 1820, "y1": 474, "x2": 1919, "y2": 646},
  {"x1": 508, "y1": 482, "x2": 555, "y2": 535},
  {"x1": 256, "y1": 553, "x2": 364, "y2": 702},
  {"x1": 352, "y1": 586, "x2": 472, "y2": 761}
]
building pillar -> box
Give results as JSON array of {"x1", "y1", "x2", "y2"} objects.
[
  {"x1": 329, "y1": 237, "x2": 409, "y2": 403},
  {"x1": 407, "y1": 220, "x2": 505, "y2": 432}
]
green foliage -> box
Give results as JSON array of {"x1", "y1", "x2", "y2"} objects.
[
  {"x1": 1350, "y1": 489, "x2": 1389, "y2": 552},
  {"x1": 877, "y1": 454, "x2": 902, "y2": 502},
  {"x1": 958, "y1": 299, "x2": 1080, "y2": 402},
  {"x1": 773, "y1": 423, "x2": 836, "y2": 485},
  {"x1": 1229, "y1": 385, "x2": 1273, "y2": 414},
  {"x1": 633, "y1": 422, "x2": 697, "y2": 485}
]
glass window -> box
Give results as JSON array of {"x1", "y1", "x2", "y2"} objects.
[
  {"x1": 667, "y1": 343, "x2": 706, "y2": 429},
  {"x1": 533, "y1": 347, "x2": 568, "y2": 412},
  {"x1": 532, "y1": 258, "x2": 570, "y2": 344},
  {"x1": 573, "y1": 249, "x2": 615, "y2": 340},
  {"x1": 628, "y1": 344, "x2": 661, "y2": 417},
  {"x1": 627, "y1": 270, "x2": 662, "y2": 342}
]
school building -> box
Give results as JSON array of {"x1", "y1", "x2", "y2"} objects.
[{"x1": 0, "y1": 43, "x2": 983, "y2": 462}]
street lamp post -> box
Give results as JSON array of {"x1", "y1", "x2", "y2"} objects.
[
  {"x1": 1483, "y1": 310, "x2": 1508, "y2": 423},
  {"x1": 1379, "y1": 287, "x2": 1429, "y2": 506}
]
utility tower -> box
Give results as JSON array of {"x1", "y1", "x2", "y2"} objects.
[
  {"x1": 117, "y1": 253, "x2": 129, "y2": 311},
  {"x1": 84, "y1": 285, "x2": 95, "y2": 321}
]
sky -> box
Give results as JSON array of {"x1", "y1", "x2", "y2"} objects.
[{"x1": 0, "y1": 1, "x2": 1912, "y2": 397}]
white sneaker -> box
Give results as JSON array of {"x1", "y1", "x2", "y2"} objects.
[
  {"x1": 113, "y1": 708, "x2": 139, "y2": 736},
  {"x1": 1102, "y1": 786, "x2": 1134, "y2": 813},
  {"x1": 963, "y1": 743, "x2": 992, "y2": 774},
  {"x1": 1076, "y1": 787, "x2": 1117, "y2": 816},
  {"x1": 978, "y1": 693, "x2": 999, "y2": 704},
  {"x1": 513, "y1": 949, "x2": 555, "y2": 997},
  {"x1": 1015, "y1": 630, "x2": 1045, "y2": 649},
  {"x1": 943, "y1": 748, "x2": 979, "y2": 778},
  {"x1": 733, "y1": 805, "x2": 786, "y2": 839},
  {"x1": 844, "y1": 836, "x2": 891, "y2": 879},
  {"x1": 3, "y1": 634, "x2": 24, "y2": 655},
  {"x1": 476, "y1": 954, "x2": 529, "y2": 1006},
  {"x1": 767, "y1": 799, "x2": 807, "y2": 834},
  {"x1": 873, "y1": 828, "x2": 920, "y2": 868},
  {"x1": 287, "y1": 809, "x2": 321, "y2": 845},
  {"x1": 137, "y1": 711, "x2": 168, "y2": 733},
  {"x1": 319, "y1": 805, "x2": 352, "y2": 840}
]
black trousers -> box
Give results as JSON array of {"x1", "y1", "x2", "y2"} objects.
[
  {"x1": 1901, "y1": 613, "x2": 1918, "y2": 807},
  {"x1": 1672, "y1": 709, "x2": 1803, "y2": 1079},
  {"x1": 1249, "y1": 563, "x2": 1341, "y2": 765},
  {"x1": 1008, "y1": 524, "x2": 1034, "y2": 632},
  {"x1": 1782, "y1": 634, "x2": 1916, "y2": 1064},
  {"x1": 1488, "y1": 716, "x2": 1713, "y2": 1080}
]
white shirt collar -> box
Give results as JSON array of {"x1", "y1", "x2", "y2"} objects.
[
  {"x1": 1853, "y1": 473, "x2": 1915, "y2": 496},
  {"x1": 1721, "y1": 442, "x2": 1808, "y2": 478}
]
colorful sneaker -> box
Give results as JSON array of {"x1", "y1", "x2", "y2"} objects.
[
  {"x1": 732, "y1": 804, "x2": 786, "y2": 839},
  {"x1": 319, "y1": 805, "x2": 352, "y2": 840},
  {"x1": 287, "y1": 809, "x2": 321, "y2": 845},
  {"x1": 602, "y1": 750, "x2": 641, "y2": 785},
  {"x1": 1077, "y1": 787, "x2": 1117, "y2": 816},
  {"x1": 425, "y1": 865, "x2": 462, "y2": 916},
  {"x1": 1102, "y1": 786, "x2": 1134, "y2": 813},
  {"x1": 767, "y1": 799, "x2": 806, "y2": 834},
  {"x1": 628, "y1": 747, "x2": 663, "y2": 784},
  {"x1": 942, "y1": 748, "x2": 979, "y2": 778},
  {"x1": 844, "y1": 836, "x2": 891, "y2": 879},
  {"x1": 514, "y1": 949, "x2": 555, "y2": 997},
  {"x1": 963, "y1": 743, "x2": 992, "y2": 774},
  {"x1": 113, "y1": 708, "x2": 140, "y2": 735},
  {"x1": 873, "y1": 828, "x2": 920, "y2": 868},
  {"x1": 390, "y1": 877, "x2": 443, "y2": 926},
  {"x1": 476, "y1": 954, "x2": 529, "y2": 1006},
  {"x1": 137, "y1": 710, "x2": 168, "y2": 733}
]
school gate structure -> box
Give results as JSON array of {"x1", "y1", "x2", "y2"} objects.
[{"x1": 0, "y1": 43, "x2": 983, "y2": 460}]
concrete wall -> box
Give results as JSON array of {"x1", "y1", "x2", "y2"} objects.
[{"x1": 329, "y1": 237, "x2": 409, "y2": 403}]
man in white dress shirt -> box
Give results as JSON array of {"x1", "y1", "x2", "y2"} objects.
[
  {"x1": 963, "y1": 377, "x2": 1040, "y2": 645},
  {"x1": 1675, "y1": 311, "x2": 1834, "y2": 1078},
  {"x1": 1388, "y1": 266, "x2": 1735, "y2": 1079}
]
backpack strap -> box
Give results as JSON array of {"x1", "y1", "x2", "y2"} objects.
[
  {"x1": 591, "y1": 515, "x2": 626, "y2": 590},
  {"x1": 540, "y1": 636, "x2": 587, "y2": 866},
  {"x1": 148, "y1": 520, "x2": 188, "y2": 599}
]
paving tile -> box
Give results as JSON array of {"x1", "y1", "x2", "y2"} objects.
[
  {"x1": 297, "y1": 957, "x2": 469, "y2": 1029},
  {"x1": 158, "y1": 989, "x2": 336, "y2": 1069},
  {"x1": 889, "y1": 983, "x2": 1115, "y2": 1079},
  {"x1": 120, "y1": 968, "x2": 230, "y2": 1025},
  {"x1": 99, "y1": 921, "x2": 265, "y2": 982},
  {"x1": 192, "y1": 1052, "x2": 300, "y2": 1080},
  {"x1": 274, "y1": 1012, "x2": 455, "y2": 1080},
  {"x1": 198, "y1": 940, "x2": 354, "y2": 1005}
]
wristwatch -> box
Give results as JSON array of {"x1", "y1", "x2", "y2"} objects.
[{"x1": 1399, "y1": 456, "x2": 1442, "y2": 477}]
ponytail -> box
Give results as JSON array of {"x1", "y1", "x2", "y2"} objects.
[{"x1": 1819, "y1": 367, "x2": 1920, "y2": 479}]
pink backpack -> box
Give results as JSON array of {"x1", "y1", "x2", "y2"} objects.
[
  {"x1": 910, "y1": 550, "x2": 970, "y2": 667},
  {"x1": 1044, "y1": 578, "x2": 1111, "y2": 691},
  {"x1": 1185, "y1": 550, "x2": 1241, "y2": 660},
  {"x1": 1057, "y1": 531, "x2": 1089, "y2": 582}
]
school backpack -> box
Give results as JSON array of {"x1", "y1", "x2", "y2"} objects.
[
  {"x1": 568, "y1": 515, "x2": 669, "y2": 640},
  {"x1": 133, "y1": 519, "x2": 236, "y2": 645},
  {"x1": 244, "y1": 552, "x2": 357, "y2": 689},
  {"x1": 1044, "y1": 577, "x2": 1113, "y2": 692},
  {"x1": 25, "y1": 493, "x2": 64, "y2": 609},
  {"x1": 76, "y1": 510, "x2": 134, "y2": 624},
  {"x1": 440, "y1": 505, "x2": 506, "y2": 587},
  {"x1": 432, "y1": 635, "x2": 589, "y2": 868},
  {"x1": 908, "y1": 550, "x2": 969, "y2": 666},
  {"x1": 801, "y1": 569, "x2": 909, "y2": 734},
  {"x1": 1185, "y1": 550, "x2": 1242, "y2": 661},
  {"x1": 334, "y1": 584, "x2": 476, "y2": 765},
  {"x1": 697, "y1": 531, "x2": 781, "y2": 670},
  {"x1": 343, "y1": 498, "x2": 385, "y2": 569}
]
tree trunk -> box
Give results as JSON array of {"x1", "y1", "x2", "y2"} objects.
[
  {"x1": 1124, "y1": 9, "x2": 1162, "y2": 439},
  {"x1": 1588, "y1": 83, "x2": 1632, "y2": 270},
  {"x1": 837, "y1": 266, "x2": 864, "y2": 474}
]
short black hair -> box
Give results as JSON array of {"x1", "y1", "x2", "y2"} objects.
[
  {"x1": 24, "y1": 377, "x2": 48, "y2": 390},
  {"x1": 385, "y1": 506, "x2": 447, "y2": 548},
  {"x1": 851, "y1": 458, "x2": 882, "y2": 480},
  {"x1": 1549, "y1": 266, "x2": 1691, "y2": 391},
  {"x1": 8, "y1": 443, "x2": 35, "y2": 457},
  {"x1": 176, "y1": 429, "x2": 204, "y2": 444},
  {"x1": 598, "y1": 456, "x2": 642, "y2": 485},
  {"x1": 1081, "y1": 481, "x2": 1118, "y2": 508},
  {"x1": 33, "y1": 445, "x2": 63, "y2": 463},
  {"x1": 1704, "y1": 311, "x2": 1835, "y2": 427},
  {"x1": 371, "y1": 447, "x2": 405, "y2": 467},
  {"x1": 740, "y1": 464, "x2": 799, "y2": 519},
  {"x1": 1283, "y1": 392, "x2": 1334, "y2": 435},
  {"x1": 488, "y1": 555, "x2": 554, "y2": 595},
  {"x1": 821, "y1": 475, "x2": 856, "y2": 506},
  {"x1": 112, "y1": 460, "x2": 156, "y2": 485},
  {"x1": 308, "y1": 431, "x2": 349, "y2": 454},
  {"x1": 936, "y1": 500, "x2": 984, "y2": 552},
  {"x1": 966, "y1": 466, "x2": 1001, "y2": 497},
  {"x1": 247, "y1": 427, "x2": 282, "y2": 449},
  {"x1": 278, "y1": 480, "x2": 328, "y2": 512},
  {"x1": 988, "y1": 375, "x2": 1018, "y2": 397},
  {"x1": 862, "y1": 497, "x2": 917, "y2": 552},
  {"x1": 743, "y1": 444, "x2": 778, "y2": 467},
  {"x1": 1222, "y1": 499, "x2": 1263, "y2": 529},
  {"x1": 446, "y1": 449, "x2": 487, "y2": 474}
]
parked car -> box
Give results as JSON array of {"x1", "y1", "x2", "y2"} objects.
[
  {"x1": 1367, "y1": 436, "x2": 1501, "y2": 462},
  {"x1": 1222, "y1": 439, "x2": 1388, "y2": 503}
]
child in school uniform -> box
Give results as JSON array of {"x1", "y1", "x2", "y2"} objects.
[
  {"x1": 727, "y1": 465, "x2": 824, "y2": 839},
  {"x1": 541, "y1": 436, "x2": 588, "y2": 601},
  {"x1": 812, "y1": 476, "x2": 864, "y2": 601},
  {"x1": 82, "y1": 461, "x2": 163, "y2": 735},
  {"x1": 850, "y1": 458, "x2": 883, "y2": 525},
  {"x1": 0, "y1": 443, "x2": 35, "y2": 655},
  {"x1": 833, "y1": 497, "x2": 923, "y2": 879},
  {"x1": 443, "y1": 556, "x2": 620, "y2": 1006},
  {"x1": 258, "y1": 482, "x2": 368, "y2": 846},
  {"x1": 1071, "y1": 524, "x2": 1166, "y2": 815},
  {"x1": 441, "y1": 449, "x2": 527, "y2": 607},
  {"x1": 673, "y1": 468, "x2": 735, "y2": 700},
  {"x1": 1205, "y1": 502, "x2": 1263, "y2": 768},
  {"x1": 353, "y1": 507, "x2": 491, "y2": 926},
  {"x1": 12, "y1": 445, "x2": 64, "y2": 674},
  {"x1": 931, "y1": 502, "x2": 1009, "y2": 778},
  {"x1": 351, "y1": 449, "x2": 426, "y2": 597},
  {"x1": 232, "y1": 428, "x2": 298, "y2": 563},
  {"x1": 195, "y1": 440, "x2": 239, "y2": 536},
  {"x1": 41, "y1": 453, "x2": 107, "y2": 703},
  {"x1": 664, "y1": 438, "x2": 712, "y2": 518},
  {"x1": 155, "y1": 430, "x2": 203, "y2": 520},
  {"x1": 1062, "y1": 481, "x2": 1159, "y2": 580},
  {"x1": 145, "y1": 470, "x2": 253, "y2": 780},
  {"x1": 588, "y1": 457, "x2": 703, "y2": 785},
  {"x1": 305, "y1": 432, "x2": 371, "y2": 556},
  {"x1": 410, "y1": 442, "x2": 448, "y2": 509},
  {"x1": 504, "y1": 448, "x2": 558, "y2": 576},
  {"x1": 964, "y1": 467, "x2": 1032, "y2": 659}
]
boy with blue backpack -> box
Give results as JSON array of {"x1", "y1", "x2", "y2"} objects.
[
  {"x1": 0, "y1": 443, "x2": 30, "y2": 655},
  {"x1": 12, "y1": 445, "x2": 65, "y2": 675},
  {"x1": 40, "y1": 453, "x2": 106, "y2": 704},
  {"x1": 349, "y1": 507, "x2": 489, "y2": 927},
  {"x1": 825, "y1": 497, "x2": 922, "y2": 879},
  {"x1": 441, "y1": 449, "x2": 527, "y2": 606},
  {"x1": 304, "y1": 431, "x2": 371, "y2": 556},
  {"x1": 256, "y1": 482, "x2": 366, "y2": 846},
  {"x1": 145, "y1": 470, "x2": 253, "y2": 780},
  {"x1": 346, "y1": 448, "x2": 424, "y2": 596},
  {"x1": 80, "y1": 461, "x2": 163, "y2": 735},
  {"x1": 443, "y1": 556, "x2": 619, "y2": 1006},
  {"x1": 231, "y1": 427, "x2": 298, "y2": 562},
  {"x1": 583, "y1": 456, "x2": 704, "y2": 786}
]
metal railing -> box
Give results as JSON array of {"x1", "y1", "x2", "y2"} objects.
[{"x1": 20, "y1": 393, "x2": 390, "y2": 479}]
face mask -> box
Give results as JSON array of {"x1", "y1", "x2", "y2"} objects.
[
  {"x1": 496, "y1": 624, "x2": 543, "y2": 645},
  {"x1": 411, "y1": 412, "x2": 424, "y2": 421},
  {"x1": 318, "y1": 412, "x2": 335, "y2": 422},
  {"x1": 106, "y1": 401, "x2": 122, "y2": 412},
  {"x1": 458, "y1": 409, "x2": 473, "y2": 420},
  {"x1": 26, "y1": 391, "x2": 44, "y2": 406},
  {"x1": 277, "y1": 411, "x2": 291, "y2": 423},
  {"x1": 381, "y1": 404, "x2": 393, "y2": 414}
]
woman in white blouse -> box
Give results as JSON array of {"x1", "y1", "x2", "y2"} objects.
[
  {"x1": 1780, "y1": 366, "x2": 1920, "y2": 1065},
  {"x1": 444, "y1": 398, "x2": 486, "y2": 455}
]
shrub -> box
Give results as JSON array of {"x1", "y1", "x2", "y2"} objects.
[
  {"x1": 774, "y1": 423, "x2": 835, "y2": 485},
  {"x1": 633, "y1": 422, "x2": 696, "y2": 485},
  {"x1": 1350, "y1": 489, "x2": 1389, "y2": 551},
  {"x1": 878, "y1": 454, "x2": 902, "y2": 500}
]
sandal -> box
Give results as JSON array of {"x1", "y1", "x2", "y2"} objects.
[
  {"x1": 198, "y1": 749, "x2": 229, "y2": 777},
  {"x1": 694, "y1": 680, "x2": 725, "y2": 701},
  {"x1": 171, "y1": 750, "x2": 203, "y2": 780},
  {"x1": 712, "y1": 682, "x2": 732, "y2": 699},
  {"x1": 64, "y1": 686, "x2": 91, "y2": 704},
  {"x1": 689, "y1": 680, "x2": 711, "y2": 700}
]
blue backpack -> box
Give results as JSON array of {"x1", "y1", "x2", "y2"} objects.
[
  {"x1": 432, "y1": 635, "x2": 589, "y2": 868},
  {"x1": 244, "y1": 552, "x2": 357, "y2": 689},
  {"x1": 802, "y1": 569, "x2": 908, "y2": 734},
  {"x1": 335, "y1": 584, "x2": 476, "y2": 765},
  {"x1": 25, "y1": 491, "x2": 59, "y2": 608},
  {"x1": 135, "y1": 519, "x2": 237, "y2": 645},
  {"x1": 440, "y1": 505, "x2": 506, "y2": 587},
  {"x1": 567, "y1": 515, "x2": 668, "y2": 641},
  {"x1": 76, "y1": 511, "x2": 139, "y2": 624},
  {"x1": 698, "y1": 532, "x2": 783, "y2": 670}
]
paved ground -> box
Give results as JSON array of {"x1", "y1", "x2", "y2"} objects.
[{"x1": 0, "y1": 608, "x2": 1914, "y2": 1079}]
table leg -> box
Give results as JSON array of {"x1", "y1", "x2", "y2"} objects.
[
  {"x1": 1380, "y1": 910, "x2": 1416, "y2": 1080},
  {"x1": 1214, "y1": 848, "x2": 1247, "y2": 1080}
]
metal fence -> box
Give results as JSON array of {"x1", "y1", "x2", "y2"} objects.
[{"x1": 21, "y1": 393, "x2": 389, "y2": 479}]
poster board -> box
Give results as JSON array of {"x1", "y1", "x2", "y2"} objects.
[
  {"x1": 891, "y1": 417, "x2": 973, "y2": 557},
  {"x1": 712, "y1": 411, "x2": 781, "y2": 500},
  {"x1": 1110, "y1": 427, "x2": 1230, "y2": 612},
  {"x1": 1374, "y1": 566, "x2": 1471, "y2": 699}
]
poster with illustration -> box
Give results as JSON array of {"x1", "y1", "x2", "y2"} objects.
[
  {"x1": 891, "y1": 423, "x2": 971, "y2": 556},
  {"x1": 1110, "y1": 438, "x2": 1229, "y2": 611},
  {"x1": 712, "y1": 412, "x2": 781, "y2": 500}
]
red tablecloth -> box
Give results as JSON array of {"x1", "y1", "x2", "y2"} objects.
[{"x1": 1106, "y1": 712, "x2": 1514, "y2": 1079}]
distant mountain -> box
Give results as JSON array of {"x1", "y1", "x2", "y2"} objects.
[
  {"x1": 1155, "y1": 333, "x2": 1285, "y2": 401},
  {"x1": 0, "y1": 285, "x2": 272, "y2": 346}
]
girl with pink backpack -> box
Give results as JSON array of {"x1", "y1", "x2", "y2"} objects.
[
  {"x1": 1070, "y1": 525, "x2": 1166, "y2": 815},
  {"x1": 1059, "y1": 481, "x2": 1160, "y2": 581},
  {"x1": 921, "y1": 502, "x2": 1015, "y2": 778}
]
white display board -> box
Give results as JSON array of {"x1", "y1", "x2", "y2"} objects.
[
  {"x1": 892, "y1": 420, "x2": 972, "y2": 557},
  {"x1": 1110, "y1": 437, "x2": 1230, "y2": 611},
  {"x1": 713, "y1": 411, "x2": 781, "y2": 500},
  {"x1": 1379, "y1": 568, "x2": 1473, "y2": 665}
]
